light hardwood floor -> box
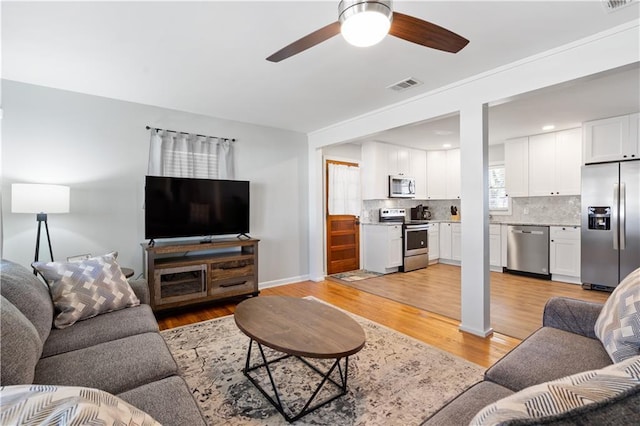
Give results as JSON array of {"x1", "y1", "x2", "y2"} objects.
[
  {"x1": 157, "y1": 264, "x2": 610, "y2": 368},
  {"x1": 329, "y1": 263, "x2": 610, "y2": 339}
]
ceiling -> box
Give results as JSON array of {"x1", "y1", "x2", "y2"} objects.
[
  {"x1": 364, "y1": 63, "x2": 640, "y2": 149},
  {"x1": 2, "y1": 1, "x2": 639, "y2": 141}
]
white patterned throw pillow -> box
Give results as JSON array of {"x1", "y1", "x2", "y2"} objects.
[
  {"x1": 594, "y1": 267, "x2": 640, "y2": 362},
  {"x1": 470, "y1": 356, "x2": 640, "y2": 426},
  {"x1": 0, "y1": 385, "x2": 160, "y2": 426},
  {"x1": 33, "y1": 252, "x2": 140, "y2": 329}
]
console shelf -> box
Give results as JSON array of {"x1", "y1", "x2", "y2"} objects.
[{"x1": 142, "y1": 238, "x2": 259, "y2": 312}]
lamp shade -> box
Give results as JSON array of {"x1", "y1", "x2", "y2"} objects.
[
  {"x1": 339, "y1": 0, "x2": 392, "y2": 47},
  {"x1": 11, "y1": 184, "x2": 70, "y2": 214}
]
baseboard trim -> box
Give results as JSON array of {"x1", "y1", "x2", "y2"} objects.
[
  {"x1": 551, "y1": 274, "x2": 581, "y2": 285},
  {"x1": 459, "y1": 324, "x2": 494, "y2": 338},
  {"x1": 259, "y1": 275, "x2": 310, "y2": 289}
]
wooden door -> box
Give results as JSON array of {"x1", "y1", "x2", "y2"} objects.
[{"x1": 326, "y1": 160, "x2": 360, "y2": 275}]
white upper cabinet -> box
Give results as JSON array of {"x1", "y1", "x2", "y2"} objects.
[
  {"x1": 426, "y1": 150, "x2": 447, "y2": 199},
  {"x1": 504, "y1": 137, "x2": 529, "y2": 197},
  {"x1": 425, "y1": 149, "x2": 460, "y2": 200},
  {"x1": 361, "y1": 141, "x2": 427, "y2": 200},
  {"x1": 388, "y1": 145, "x2": 411, "y2": 176},
  {"x1": 410, "y1": 149, "x2": 427, "y2": 199},
  {"x1": 361, "y1": 141, "x2": 388, "y2": 200},
  {"x1": 583, "y1": 113, "x2": 639, "y2": 164},
  {"x1": 528, "y1": 128, "x2": 581, "y2": 196},
  {"x1": 555, "y1": 128, "x2": 582, "y2": 195},
  {"x1": 446, "y1": 149, "x2": 461, "y2": 200}
]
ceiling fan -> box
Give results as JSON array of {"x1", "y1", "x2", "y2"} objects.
[{"x1": 266, "y1": 0, "x2": 469, "y2": 63}]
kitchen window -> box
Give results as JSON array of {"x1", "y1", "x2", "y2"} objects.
[{"x1": 489, "y1": 164, "x2": 510, "y2": 213}]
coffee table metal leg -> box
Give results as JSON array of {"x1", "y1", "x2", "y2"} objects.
[{"x1": 242, "y1": 339, "x2": 351, "y2": 423}]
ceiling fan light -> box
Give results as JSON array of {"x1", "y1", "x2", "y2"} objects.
[{"x1": 339, "y1": 1, "x2": 393, "y2": 48}]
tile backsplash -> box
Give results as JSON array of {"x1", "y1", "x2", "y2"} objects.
[{"x1": 362, "y1": 196, "x2": 580, "y2": 225}]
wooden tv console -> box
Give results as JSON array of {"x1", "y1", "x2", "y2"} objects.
[{"x1": 142, "y1": 238, "x2": 259, "y2": 312}]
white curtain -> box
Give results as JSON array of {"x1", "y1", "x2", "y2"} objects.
[
  {"x1": 147, "y1": 129, "x2": 234, "y2": 179},
  {"x1": 328, "y1": 163, "x2": 360, "y2": 216}
]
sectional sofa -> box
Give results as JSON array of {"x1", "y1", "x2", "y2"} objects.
[
  {"x1": 425, "y1": 283, "x2": 640, "y2": 425},
  {"x1": 0, "y1": 259, "x2": 206, "y2": 425}
]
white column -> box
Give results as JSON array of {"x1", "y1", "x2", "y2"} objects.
[
  {"x1": 459, "y1": 103, "x2": 493, "y2": 337},
  {"x1": 308, "y1": 146, "x2": 325, "y2": 282}
]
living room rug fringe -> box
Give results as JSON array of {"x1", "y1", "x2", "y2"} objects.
[{"x1": 161, "y1": 297, "x2": 483, "y2": 425}]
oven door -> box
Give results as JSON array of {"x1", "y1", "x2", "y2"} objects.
[{"x1": 404, "y1": 225, "x2": 428, "y2": 256}]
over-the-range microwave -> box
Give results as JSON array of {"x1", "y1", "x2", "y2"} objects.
[{"x1": 389, "y1": 175, "x2": 415, "y2": 198}]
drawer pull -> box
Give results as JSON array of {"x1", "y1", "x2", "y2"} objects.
[{"x1": 220, "y1": 281, "x2": 248, "y2": 288}]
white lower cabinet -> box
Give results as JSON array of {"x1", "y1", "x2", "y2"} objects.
[
  {"x1": 451, "y1": 223, "x2": 462, "y2": 261},
  {"x1": 363, "y1": 224, "x2": 403, "y2": 274},
  {"x1": 549, "y1": 226, "x2": 581, "y2": 284},
  {"x1": 489, "y1": 224, "x2": 502, "y2": 270},
  {"x1": 439, "y1": 222, "x2": 452, "y2": 260},
  {"x1": 428, "y1": 223, "x2": 439, "y2": 261}
]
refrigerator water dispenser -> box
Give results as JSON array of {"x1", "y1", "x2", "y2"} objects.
[{"x1": 587, "y1": 206, "x2": 611, "y2": 230}]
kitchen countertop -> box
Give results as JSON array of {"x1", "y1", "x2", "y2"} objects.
[{"x1": 362, "y1": 220, "x2": 580, "y2": 227}]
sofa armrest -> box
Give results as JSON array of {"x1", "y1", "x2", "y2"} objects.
[
  {"x1": 128, "y1": 279, "x2": 150, "y2": 305},
  {"x1": 542, "y1": 297, "x2": 604, "y2": 339}
]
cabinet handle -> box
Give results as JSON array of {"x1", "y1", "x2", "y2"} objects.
[
  {"x1": 551, "y1": 239, "x2": 554, "y2": 242},
  {"x1": 623, "y1": 155, "x2": 628, "y2": 158},
  {"x1": 556, "y1": 192, "x2": 559, "y2": 195},
  {"x1": 220, "y1": 281, "x2": 248, "y2": 288}
]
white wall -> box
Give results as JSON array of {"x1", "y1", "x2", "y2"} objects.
[
  {"x1": 322, "y1": 143, "x2": 362, "y2": 161},
  {"x1": 1, "y1": 81, "x2": 309, "y2": 286}
]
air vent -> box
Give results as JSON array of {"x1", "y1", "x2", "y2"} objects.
[
  {"x1": 387, "y1": 77, "x2": 423, "y2": 92},
  {"x1": 602, "y1": 0, "x2": 636, "y2": 12}
]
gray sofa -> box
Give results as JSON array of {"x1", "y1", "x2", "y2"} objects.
[
  {"x1": 424, "y1": 297, "x2": 640, "y2": 425},
  {"x1": 0, "y1": 259, "x2": 206, "y2": 425}
]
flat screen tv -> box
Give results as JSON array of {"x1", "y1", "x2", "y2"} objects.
[{"x1": 145, "y1": 176, "x2": 250, "y2": 240}]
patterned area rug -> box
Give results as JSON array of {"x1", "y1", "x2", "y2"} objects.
[
  {"x1": 161, "y1": 298, "x2": 484, "y2": 425},
  {"x1": 330, "y1": 269, "x2": 383, "y2": 282}
]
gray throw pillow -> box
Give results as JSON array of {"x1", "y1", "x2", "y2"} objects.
[
  {"x1": 594, "y1": 267, "x2": 640, "y2": 363},
  {"x1": 32, "y1": 252, "x2": 140, "y2": 329}
]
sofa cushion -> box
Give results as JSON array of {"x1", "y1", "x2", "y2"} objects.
[
  {"x1": 42, "y1": 304, "x2": 158, "y2": 358},
  {"x1": 32, "y1": 252, "x2": 140, "y2": 329},
  {"x1": 0, "y1": 259, "x2": 54, "y2": 344},
  {"x1": 485, "y1": 327, "x2": 612, "y2": 391},
  {"x1": 0, "y1": 296, "x2": 42, "y2": 385},
  {"x1": 595, "y1": 267, "x2": 640, "y2": 363},
  {"x1": 0, "y1": 384, "x2": 160, "y2": 425},
  {"x1": 118, "y1": 376, "x2": 206, "y2": 426},
  {"x1": 470, "y1": 355, "x2": 640, "y2": 426},
  {"x1": 34, "y1": 332, "x2": 177, "y2": 395},
  {"x1": 422, "y1": 381, "x2": 514, "y2": 426}
]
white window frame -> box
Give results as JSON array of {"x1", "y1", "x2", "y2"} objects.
[{"x1": 489, "y1": 162, "x2": 512, "y2": 215}]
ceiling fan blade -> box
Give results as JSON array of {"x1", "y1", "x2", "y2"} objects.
[
  {"x1": 267, "y1": 21, "x2": 341, "y2": 62},
  {"x1": 389, "y1": 12, "x2": 469, "y2": 53}
]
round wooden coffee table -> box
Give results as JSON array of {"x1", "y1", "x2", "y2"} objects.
[{"x1": 234, "y1": 296, "x2": 366, "y2": 422}]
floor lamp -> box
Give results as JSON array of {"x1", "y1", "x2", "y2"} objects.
[{"x1": 11, "y1": 183, "x2": 70, "y2": 273}]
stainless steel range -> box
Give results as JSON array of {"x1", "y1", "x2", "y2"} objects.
[{"x1": 379, "y1": 208, "x2": 429, "y2": 272}]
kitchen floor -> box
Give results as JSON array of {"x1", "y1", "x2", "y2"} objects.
[{"x1": 328, "y1": 263, "x2": 610, "y2": 340}]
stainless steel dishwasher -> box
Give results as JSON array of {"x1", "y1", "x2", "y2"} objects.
[{"x1": 506, "y1": 225, "x2": 551, "y2": 279}]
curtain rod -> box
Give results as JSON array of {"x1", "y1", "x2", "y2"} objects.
[{"x1": 146, "y1": 126, "x2": 236, "y2": 142}]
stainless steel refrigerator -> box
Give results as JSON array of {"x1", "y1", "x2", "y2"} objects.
[{"x1": 581, "y1": 160, "x2": 640, "y2": 288}]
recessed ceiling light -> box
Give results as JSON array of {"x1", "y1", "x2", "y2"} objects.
[
  {"x1": 443, "y1": 143, "x2": 452, "y2": 148},
  {"x1": 542, "y1": 124, "x2": 555, "y2": 131}
]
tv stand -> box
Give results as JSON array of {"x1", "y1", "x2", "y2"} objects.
[{"x1": 142, "y1": 238, "x2": 259, "y2": 312}]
